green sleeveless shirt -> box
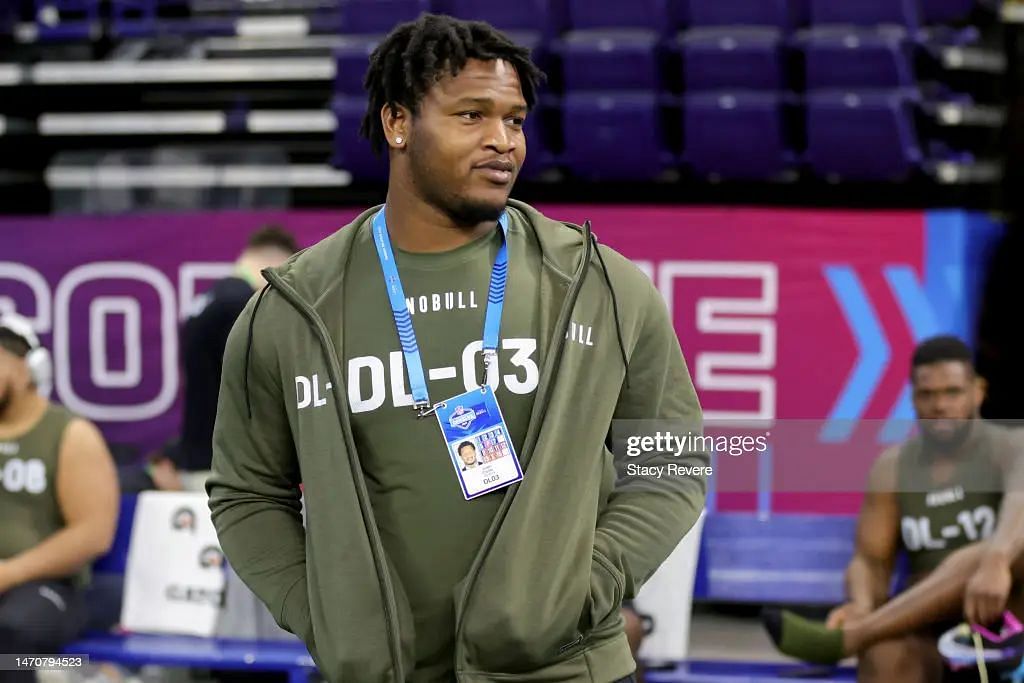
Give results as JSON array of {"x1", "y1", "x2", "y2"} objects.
[
  {"x1": 897, "y1": 421, "x2": 1006, "y2": 577},
  {"x1": 0, "y1": 404, "x2": 88, "y2": 585}
]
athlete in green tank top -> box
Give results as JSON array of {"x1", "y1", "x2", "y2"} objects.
[
  {"x1": 766, "y1": 336, "x2": 1024, "y2": 680},
  {"x1": 0, "y1": 403, "x2": 80, "y2": 572},
  {"x1": 0, "y1": 313, "x2": 120, "y2": 663},
  {"x1": 896, "y1": 421, "x2": 1005, "y2": 579}
]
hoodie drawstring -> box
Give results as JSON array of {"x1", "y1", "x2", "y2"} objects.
[
  {"x1": 244, "y1": 284, "x2": 271, "y2": 420},
  {"x1": 588, "y1": 229, "x2": 630, "y2": 389}
]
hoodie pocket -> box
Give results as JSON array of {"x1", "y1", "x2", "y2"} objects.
[{"x1": 586, "y1": 548, "x2": 625, "y2": 634}]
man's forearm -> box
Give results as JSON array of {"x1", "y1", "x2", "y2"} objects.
[
  {"x1": 845, "y1": 554, "x2": 891, "y2": 609},
  {"x1": 595, "y1": 442, "x2": 708, "y2": 598},
  {"x1": 594, "y1": 486, "x2": 705, "y2": 599},
  {"x1": 0, "y1": 524, "x2": 110, "y2": 591},
  {"x1": 210, "y1": 499, "x2": 309, "y2": 636}
]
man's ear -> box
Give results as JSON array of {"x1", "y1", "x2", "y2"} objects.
[
  {"x1": 974, "y1": 373, "x2": 988, "y2": 407},
  {"x1": 381, "y1": 103, "x2": 410, "y2": 149}
]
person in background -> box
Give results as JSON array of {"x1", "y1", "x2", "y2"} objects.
[
  {"x1": 766, "y1": 336, "x2": 1024, "y2": 682},
  {"x1": 148, "y1": 226, "x2": 299, "y2": 492},
  {"x1": 0, "y1": 313, "x2": 119, "y2": 681}
]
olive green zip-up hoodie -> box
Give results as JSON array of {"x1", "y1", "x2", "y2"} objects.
[{"x1": 208, "y1": 200, "x2": 708, "y2": 682}]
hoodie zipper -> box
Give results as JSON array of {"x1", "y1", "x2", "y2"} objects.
[
  {"x1": 452, "y1": 220, "x2": 594, "y2": 675},
  {"x1": 262, "y1": 269, "x2": 406, "y2": 682}
]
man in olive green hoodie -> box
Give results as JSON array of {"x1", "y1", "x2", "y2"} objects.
[{"x1": 208, "y1": 13, "x2": 708, "y2": 683}]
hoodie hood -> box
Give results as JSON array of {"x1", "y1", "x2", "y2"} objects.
[{"x1": 267, "y1": 200, "x2": 591, "y2": 307}]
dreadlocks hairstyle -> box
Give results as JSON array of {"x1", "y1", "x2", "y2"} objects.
[{"x1": 360, "y1": 13, "x2": 545, "y2": 155}]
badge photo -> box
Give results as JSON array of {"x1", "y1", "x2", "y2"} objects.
[{"x1": 435, "y1": 387, "x2": 523, "y2": 500}]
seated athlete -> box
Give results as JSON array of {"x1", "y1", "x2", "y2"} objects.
[
  {"x1": 766, "y1": 335, "x2": 1024, "y2": 682},
  {"x1": 0, "y1": 313, "x2": 119, "y2": 681}
]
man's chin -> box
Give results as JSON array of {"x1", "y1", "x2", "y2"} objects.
[
  {"x1": 450, "y1": 197, "x2": 508, "y2": 227},
  {"x1": 921, "y1": 420, "x2": 973, "y2": 450}
]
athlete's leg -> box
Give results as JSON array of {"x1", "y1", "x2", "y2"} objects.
[
  {"x1": 768, "y1": 541, "x2": 1024, "y2": 663},
  {"x1": 844, "y1": 542, "x2": 1024, "y2": 653},
  {"x1": 0, "y1": 580, "x2": 86, "y2": 683},
  {"x1": 857, "y1": 633, "x2": 944, "y2": 683}
]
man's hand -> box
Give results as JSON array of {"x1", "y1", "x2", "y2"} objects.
[
  {"x1": 964, "y1": 551, "x2": 1013, "y2": 627},
  {"x1": 825, "y1": 601, "x2": 871, "y2": 629}
]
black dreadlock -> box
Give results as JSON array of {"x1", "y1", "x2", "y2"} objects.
[{"x1": 359, "y1": 13, "x2": 545, "y2": 155}]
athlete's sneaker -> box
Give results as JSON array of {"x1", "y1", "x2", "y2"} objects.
[{"x1": 938, "y1": 612, "x2": 1024, "y2": 672}]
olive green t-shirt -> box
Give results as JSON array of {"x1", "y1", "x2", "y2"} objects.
[
  {"x1": 341, "y1": 221, "x2": 542, "y2": 681},
  {"x1": 0, "y1": 404, "x2": 87, "y2": 584}
]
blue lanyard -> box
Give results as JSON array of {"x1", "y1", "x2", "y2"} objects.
[{"x1": 371, "y1": 208, "x2": 510, "y2": 416}]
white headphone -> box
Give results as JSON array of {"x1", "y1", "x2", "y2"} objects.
[{"x1": 0, "y1": 312, "x2": 53, "y2": 399}]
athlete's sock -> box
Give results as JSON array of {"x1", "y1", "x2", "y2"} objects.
[{"x1": 764, "y1": 609, "x2": 846, "y2": 665}]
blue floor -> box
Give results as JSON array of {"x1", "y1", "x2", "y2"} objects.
[{"x1": 647, "y1": 660, "x2": 857, "y2": 683}]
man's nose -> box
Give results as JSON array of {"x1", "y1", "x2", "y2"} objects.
[{"x1": 485, "y1": 119, "x2": 515, "y2": 154}]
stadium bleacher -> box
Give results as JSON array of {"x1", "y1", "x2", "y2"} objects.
[
  {"x1": 683, "y1": 91, "x2": 797, "y2": 180},
  {"x1": 0, "y1": 0, "x2": 1010, "y2": 213}
]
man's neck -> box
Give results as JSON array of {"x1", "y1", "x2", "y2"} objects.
[
  {"x1": 0, "y1": 392, "x2": 47, "y2": 437},
  {"x1": 233, "y1": 258, "x2": 262, "y2": 290},
  {"x1": 383, "y1": 186, "x2": 497, "y2": 254}
]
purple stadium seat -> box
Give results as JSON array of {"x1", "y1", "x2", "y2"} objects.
[
  {"x1": 435, "y1": 0, "x2": 566, "y2": 36},
  {"x1": 334, "y1": 36, "x2": 378, "y2": 95},
  {"x1": 686, "y1": 0, "x2": 806, "y2": 32},
  {"x1": 1, "y1": 0, "x2": 14, "y2": 36},
  {"x1": 339, "y1": 0, "x2": 427, "y2": 35},
  {"x1": 331, "y1": 95, "x2": 388, "y2": 181},
  {"x1": 516, "y1": 108, "x2": 551, "y2": 180},
  {"x1": 684, "y1": 91, "x2": 794, "y2": 179},
  {"x1": 809, "y1": 0, "x2": 919, "y2": 33},
  {"x1": 33, "y1": 0, "x2": 100, "y2": 40},
  {"x1": 111, "y1": 0, "x2": 159, "y2": 38},
  {"x1": 567, "y1": 0, "x2": 674, "y2": 32},
  {"x1": 920, "y1": 0, "x2": 977, "y2": 24},
  {"x1": 673, "y1": 0, "x2": 688, "y2": 27},
  {"x1": 806, "y1": 90, "x2": 922, "y2": 181},
  {"x1": 560, "y1": 30, "x2": 662, "y2": 91},
  {"x1": 562, "y1": 91, "x2": 672, "y2": 181},
  {"x1": 111, "y1": 0, "x2": 235, "y2": 38},
  {"x1": 804, "y1": 29, "x2": 915, "y2": 90},
  {"x1": 680, "y1": 28, "x2": 785, "y2": 91}
]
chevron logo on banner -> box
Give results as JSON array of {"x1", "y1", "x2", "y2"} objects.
[{"x1": 820, "y1": 212, "x2": 999, "y2": 444}]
